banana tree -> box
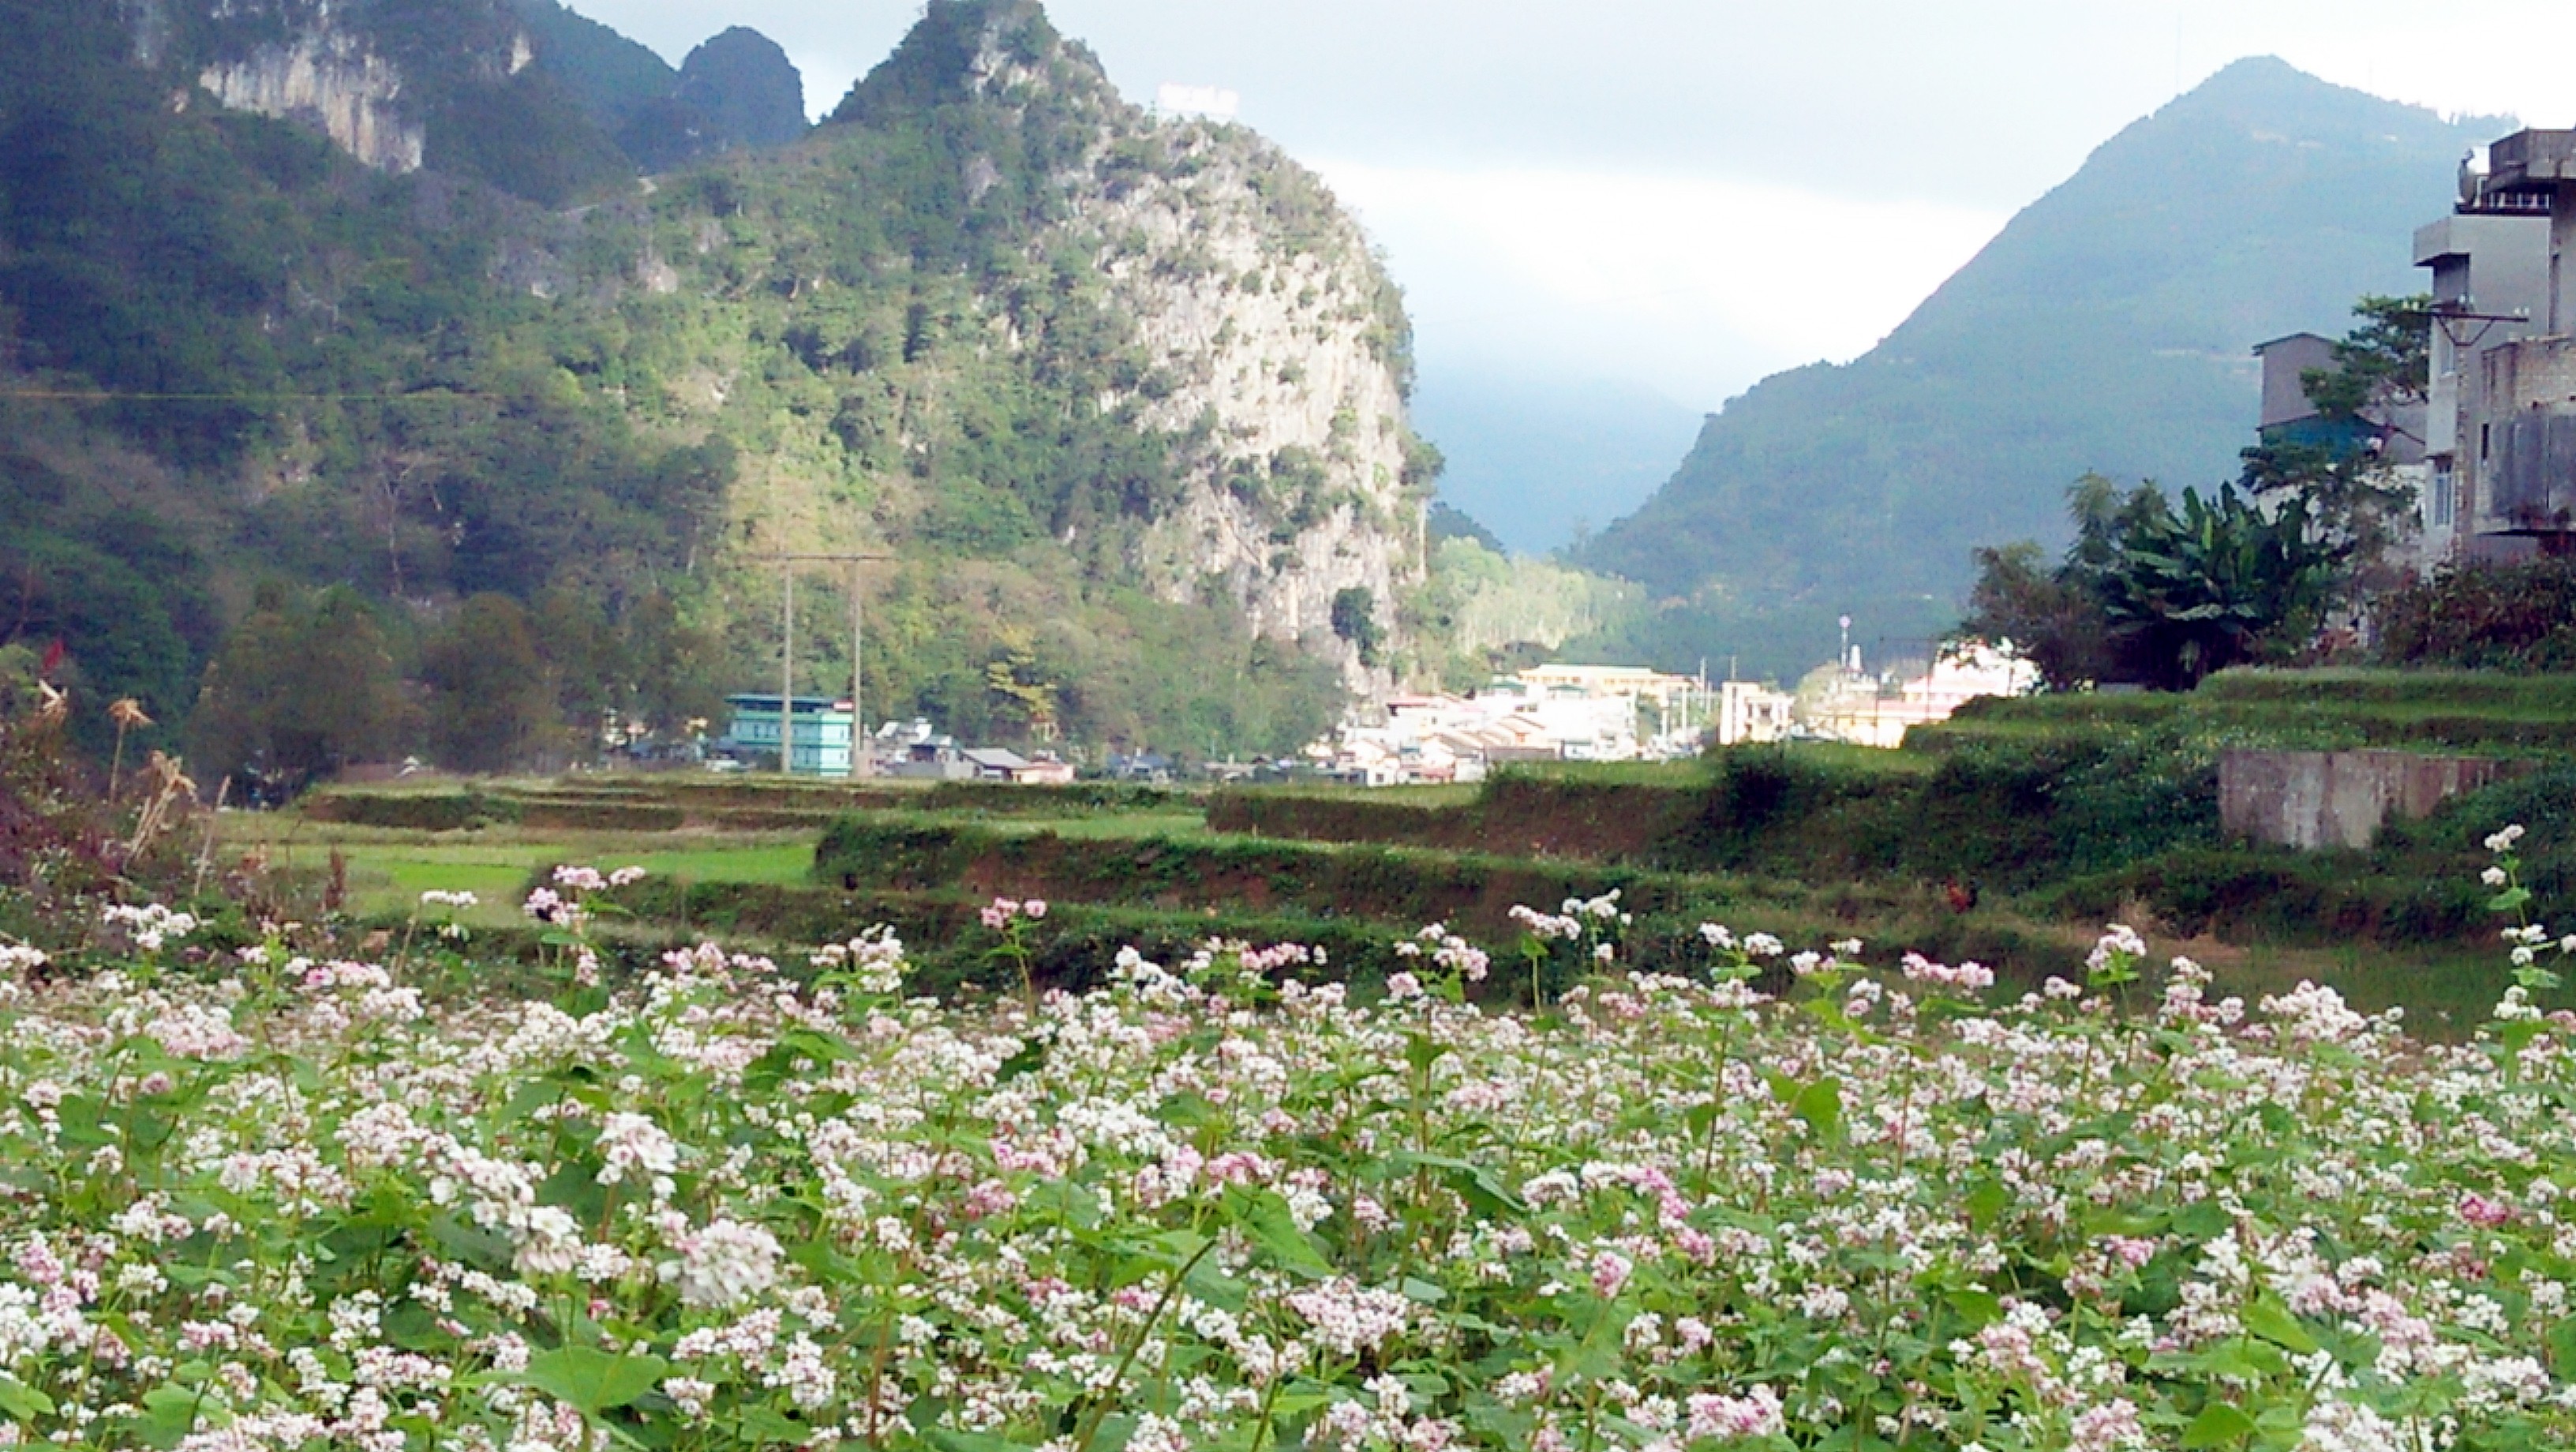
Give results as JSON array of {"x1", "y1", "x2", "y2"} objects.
[{"x1": 2097, "y1": 485, "x2": 2345, "y2": 689}]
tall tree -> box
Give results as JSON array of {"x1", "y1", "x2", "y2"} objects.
[
  {"x1": 189, "y1": 586, "x2": 409, "y2": 793},
  {"x1": 2240, "y1": 293, "x2": 2430, "y2": 589},
  {"x1": 421, "y1": 594, "x2": 555, "y2": 772}
]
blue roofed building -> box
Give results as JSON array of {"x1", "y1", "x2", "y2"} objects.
[{"x1": 724, "y1": 694, "x2": 856, "y2": 777}]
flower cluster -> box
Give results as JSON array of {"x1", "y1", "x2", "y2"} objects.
[
  {"x1": 978, "y1": 896, "x2": 1048, "y2": 930},
  {"x1": 809, "y1": 926, "x2": 909, "y2": 997},
  {"x1": 550, "y1": 864, "x2": 647, "y2": 893},
  {"x1": 1395, "y1": 922, "x2": 1490, "y2": 982},
  {"x1": 0, "y1": 873, "x2": 2565, "y2": 1452},
  {"x1": 1507, "y1": 904, "x2": 1583, "y2": 941},
  {"x1": 100, "y1": 901, "x2": 198, "y2": 952}
]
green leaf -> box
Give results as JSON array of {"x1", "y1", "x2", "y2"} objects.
[
  {"x1": 380, "y1": 1301, "x2": 452, "y2": 1353},
  {"x1": 731, "y1": 1405, "x2": 809, "y2": 1445},
  {"x1": 1394, "y1": 1151, "x2": 1527, "y2": 1216},
  {"x1": 2241, "y1": 1296, "x2": 2318, "y2": 1354},
  {"x1": 1088, "y1": 1413, "x2": 1139, "y2": 1452},
  {"x1": 930, "y1": 1433, "x2": 1030, "y2": 1452},
  {"x1": 1155, "y1": 1093, "x2": 1223, "y2": 1128},
  {"x1": 1183, "y1": 1257, "x2": 1250, "y2": 1312},
  {"x1": 133, "y1": 1386, "x2": 206, "y2": 1450},
  {"x1": 0, "y1": 1375, "x2": 55, "y2": 1421},
  {"x1": 1405, "y1": 1033, "x2": 1451, "y2": 1076},
  {"x1": 1944, "y1": 1288, "x2": 2001, "y2": 1330},
  {"x1": 1963, "y1": 1178, "x2": 2010, "y2": 1228},
  {"x1": 1237, "y1": 1189, "x2": 1331, "y2": 1278},
  {"x1": 2181, "y1": 1401, "x2": 2257, "y2": 1449},
  {"x1": 537, "y1": 1156, "x2": 612, "y2": 1222},
  {"x1": 2547, "y1": 1315, "x2": 2576, "y2": 1377},
  {"x1": 522, "y1": 1347, "x2": 671, "y2": 1417},
  {"x1": 1792, "y1": 1076, "x2": 1843, "y2": 1137},
  {"x1": 2171, "y1": 1199, "x2": 2230, "y2": 1242},
  {"x1": 426, "y1": 1213, "x2": 515, "y2": 1273}
]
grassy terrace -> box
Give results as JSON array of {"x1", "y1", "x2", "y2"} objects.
[
  {"x1": 232, "y1": 668, "x2": 2576, "y2": 1032},
  {"x1": 1919, "y1": 667, "x2": 2576, "y2": 754}
]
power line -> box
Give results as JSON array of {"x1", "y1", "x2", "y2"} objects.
[{"x1": 0, "y1": 387, "x2": 500, "y2": 403}]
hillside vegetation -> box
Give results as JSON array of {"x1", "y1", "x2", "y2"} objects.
[{"x1": 0, "y1": 0, "x2": 1432, "y2": 773}]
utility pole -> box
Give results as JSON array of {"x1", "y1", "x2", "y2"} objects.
[
  {"x1": 754, "y1": 552, "x2": 893, "y2": 780},
  {"x1": 781, "y1": 570, "x2": 795, "y2": 776},
  {"x1": 849, "y1": 560, "x2": 865, "y2": 779}
]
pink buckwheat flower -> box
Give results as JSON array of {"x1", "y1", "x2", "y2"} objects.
[
  {"x1": 1686, "y1": 1386, "x2": 1785, "y2": 1440},
  {"x1": 2461, "y1": 1192, "x2": 2517, "y2": 1229},
  {"x1": 1591, "y1": 1249, "x2": 1633, "y2": 1298}
]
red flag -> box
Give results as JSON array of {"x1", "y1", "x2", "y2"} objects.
[{"x1": 39, "y1": 639, "x2": 64, "y2": 677}]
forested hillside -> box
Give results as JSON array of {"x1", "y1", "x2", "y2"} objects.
[
  {"x1": 1576, "y1": 58, "x2": 2503, "y2": 680},
  {"x1": 0, "y1": 0, "x2": 1432, "y2": 779}
]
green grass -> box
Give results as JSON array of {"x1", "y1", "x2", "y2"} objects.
[
  {"x1": 1223, "y1": 782, "x2": 1481, "y2": 806},
  {"x1": 223, "y1": 818, "x2": 823, "y2": 925},
  {"x1": 1923, "y1": 668, "x2": 2576, "y2": 758},
  {"x1": 1499, "y1": 760, "x2": 1713, "y2": 787}
]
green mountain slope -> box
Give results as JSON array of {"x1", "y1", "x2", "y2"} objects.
[
  {"x1": 1577, "y1": 58, "x2": 2504, "y2": 679},
  {"x1": 508, "y1": 0, "x2": 681, "y2": 136},
  {"x1": 0, "y1": 0, "x2": 1428, "y2": 766}
]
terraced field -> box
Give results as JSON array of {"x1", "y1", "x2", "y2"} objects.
[{"x1": 234, "y1": 739, "x2": 2555, "y2": 1031}]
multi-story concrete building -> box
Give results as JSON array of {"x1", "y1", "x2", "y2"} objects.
[
  {"x1": 2454, "y1": 131, "x2": 2576, "y2": 550},
  {"x1": 2413, "y1": 208, "x2": 2548, "y2": 560},
  {"x1": 2253, "y1": 182, "x2": 2549, "y2": 569},
  {"x1": 2252, "y1": 332, "x2": 2351, "y2": 440}
]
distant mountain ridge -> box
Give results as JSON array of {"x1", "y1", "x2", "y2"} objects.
[
  {"x1": 510, "y1": 2, "x2": 808, "y2": 171},
  {"x1": 1576, "y1": 58, "x2": 2508, "y2": 679}
]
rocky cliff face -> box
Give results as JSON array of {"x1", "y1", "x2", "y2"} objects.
[
  {"x1": 1099, "y1": 139, "x2": 1423, "y2": 691},
  {"x1": 131, "y1": 0, "x2": 541, "y2": 176},
  {"x1": 199, "y1": 30, "x2": 433, "y2": 173},
  {"x1": 897, "y1": 2, "x2": 1427, "y2": 691}
]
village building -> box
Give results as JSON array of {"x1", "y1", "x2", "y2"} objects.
[
  {"x1": 2413, "y1": 210, "x2": 2549, "y2": 562},
  {"x1": 2252, "y1": 330, "x2": 2438, "y2": 571},
  {"x1": 2447, "y1": 131, "x2": 2576, "y2": 551},
  {"x1": 1716, "y1": 679, "x2": 1796, "y2": 746},
  {"x1": 1799, "y1": 646, "x2": 2038, "y2": 750},
  {"x1": 723, "y1": 694, "x2": 856, "y2": 777}
]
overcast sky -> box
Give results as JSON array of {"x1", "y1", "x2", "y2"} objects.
[{"x1": 565, "y1": 0, "x2": 2567, "y2": 410}]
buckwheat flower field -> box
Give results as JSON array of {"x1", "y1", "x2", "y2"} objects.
[{"x1": 6, "y1": 849, "x2": 2576, "y2": 1452}]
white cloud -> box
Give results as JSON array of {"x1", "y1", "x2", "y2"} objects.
[{"x1": 1315, "y1": 162, "x2": 2009, "y2": 407}]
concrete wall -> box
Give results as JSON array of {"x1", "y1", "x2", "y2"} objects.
[
  {"x1": 2255, "y1": 333, "x2": 2336, "y2": 429},
  {"x1": 2469, "y1": 336, "x2": 2576, "y2": 534},
  {"x1": 2219, "y1": 750, "x2": 2523, "y2": 850}
]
